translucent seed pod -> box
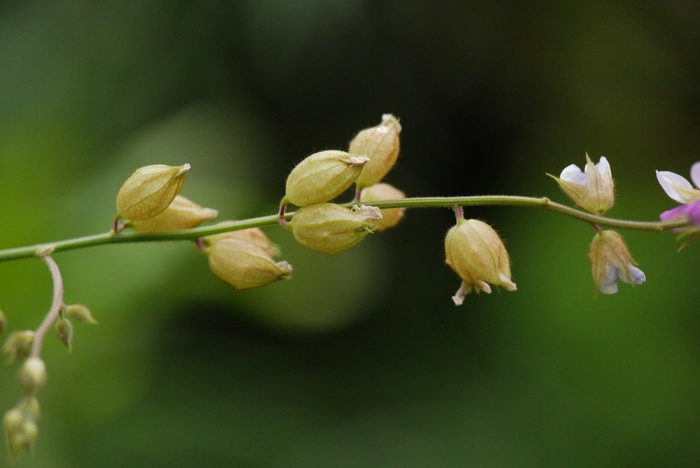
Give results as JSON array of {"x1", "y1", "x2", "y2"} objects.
[
  {"x1": 350, "y1": 114, "x2": 401, "y2": 189},
  {"x1": 131, "y1": 195, "x2": 218, "y2": 232},
  {"x1": 116, "y1": 163, "x2": 190, "y2": 221}
]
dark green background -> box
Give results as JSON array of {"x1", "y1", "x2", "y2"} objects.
[{"x1": 1, "y1": 1, "x2": 699, "y2": 466}]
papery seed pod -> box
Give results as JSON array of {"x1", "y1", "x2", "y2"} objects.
[
  {"x1": 284, "y1": 150, "x2": 369, "y2": 206},
  {"x1": 445, "y1": 219, "x2": 516, "y2": 305},
  {"x1": 18, "y1": 357, "x2": 47, "y2": 393},
  {"x1": 359, "y1": 183, "x2": 406, "y2": 231},
  {"x1": 350, "y1": 114, "x2": 401, "y2": 188},
  {"x1": 54, "y1": 317, "x2": 73, "y2": 351},
  {"x1": 289, "y1": 203, "x2": 377, "y2": 254},
  {"x1": 116, "y1": 164, "x2": 190, "y2": 221},
  {"x1": 3, "y1": 330, "x2": 35, "y2": 362},
  {"x1": 130, "y1": 195, "x2": 218, "y2": 232},
  {"x1": 204, "y1": 227, "x2": 280, "y2": 257},
  {"x1": 207, "y1": 238, "x2": 293, "y2": 290},
  {"x1": 64, "y1": 304, "x2": 98, "y2": 325}
]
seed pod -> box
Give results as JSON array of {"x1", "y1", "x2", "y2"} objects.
[
  {"x1": 359, "y1": 183, "x2": 406, "y2": 231},
  {"x1": 445, "y1": 219, "x2": 516, "y2": 305},
  {"x1": 116, "y1": 164, "x2": 190, "y2": 221},
  {"x1": 285, "y1": 150, "x2": 368, "y2": 206},
  {"x1": 18, "y1": 357, "x2": 48, "y2": 393},
  {"x1": 204, "y1": 228, "x2": 280, "y2": 257},
  {"x1": 64, "y1": 304, "x2": 98, "y2": 325},
  {"x1": 131, "y1": 195, "x2": 218, "y2": 232},
  {"x1": 3, "y1": 330, "x2": 35, "y2": 362},
  {"x1": 207, "y1": 238, "x2": 292, "y2": 290},
  {"x1": 350, "y1": 114, "x2": 401, "y2": 188},
  {"x1": 54, "y1": 317, "x2": 73, "y2": 351},
  {"x1": 289, "y1": 203, "x2": 377, "y2": 254}
]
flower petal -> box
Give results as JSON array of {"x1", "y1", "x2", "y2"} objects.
[
  {"x1": 598, "y1": 264, "x2": 620, "y2": 295},
  {"x1": 686, "y1": 200, "x2": 700, "y2": 226},
  {"x1": 595, "y1": 156, "x2": 611, "y2": 178},
  {"x1": 660, "y1": 204, "x2": 688, "y2": 221},
  {"x1": 560, "y1": 164, "x2": 587, "y2": 185},
  {"x1": 627, "y1": 265, "x2": 646, "y2": 285},
  {"x1": 656, "y1": 170, "x2": 694, "y2": 203},
  {"x1": 691, "y1": 162, "x2": 700, "y2": 189}
]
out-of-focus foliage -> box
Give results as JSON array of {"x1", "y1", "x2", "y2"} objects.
[{"x1": 1, "y1": 1, "x2": 700, "y2": 466}]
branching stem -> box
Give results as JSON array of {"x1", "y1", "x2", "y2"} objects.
[{"x1": 30, "y1": 253, "x2": 64, "y2": 358}]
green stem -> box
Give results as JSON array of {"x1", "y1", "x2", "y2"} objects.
[{"x1": 0, "y1": 195, "x2": 688, "y2": 263}]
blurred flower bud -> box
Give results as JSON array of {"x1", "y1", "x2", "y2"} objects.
[
  {"x1": 207, "y1": 238, "x2": 292, "y2": 290},
  {"x1": 285, "y1": 150, "x2": 369, "y2": 206},
  {"x1": 289, "y1": 203, "x2": 377, "y2": 254},
  {"x1": 359, "y1": 183, "x2": 406, "y2": 231},
  {"x1": 18, "y1": 396, "x2": 41, "y2": 419},
  {"x1": 350, "y1": 114, "x2": 401, "y2": 188},
  {"x1": 589, "y1": 230, "x2": 646, "y2": 294},
  {"x1": 55, "y1": 317, "x2": 73, "y2": 351},
  {"x1": 0, "y1": 307, "x2": 6, "y2": 334},
  {"x1": 18, "y1": 357, "x2": 47, "y2": 393},
  {"x1": 204, "y1": 227, "x2": 280, "y2": 257},
  {"x1": 549, "y1": 154, "x2": 614, "y2": 214},
  {"x1": 64, "y1": 304, "x2": 98, "y2": 325},
  {"x1": 4, "y1": 408, "x2": 25, "y2": 459},
  {"x1": 445, "y1": 219, "x2": 516, "y2": 305},
  {"x1": 116, "y1": 163, "x2": 190, "y2": 221},
  {"x1": 3, "y1": 330, "x2": 35, "y2": 362},
  {"x1": 130, "y1": 195, "x2": 218, "y2": 232}
]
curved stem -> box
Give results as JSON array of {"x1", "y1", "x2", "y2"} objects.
[
  {"x1": 0, "y1": 195, "x2": 688, "y2": 263},
  {"x1": 30, "y1": 254, "x2": 64, "y2": 358}
]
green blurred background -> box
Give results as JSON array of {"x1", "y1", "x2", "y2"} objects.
[{"x1": 1, "y1": 1, "x2": 700, "y2": 466}]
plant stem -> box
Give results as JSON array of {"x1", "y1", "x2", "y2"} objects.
[
  {"x1": 0, "y1": 195, "x2": 688, "y2": 263},
  {"x1": 30, "y1": 254, "x2": 64, "y2": 358}
]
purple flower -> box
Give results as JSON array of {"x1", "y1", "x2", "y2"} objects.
[{"x1": 656, "y1": 162, "x2": 700, "y2": 225}]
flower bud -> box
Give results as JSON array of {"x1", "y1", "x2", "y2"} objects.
[
  {"x1": 549, "y1": 154, "x2": 614, "y2": 214},
  {"x1": 359, "y1": 183, "x2": 406, "y2": 231},
  {"x1": 289, "y1": 203, "x2": 377, "y2": 254},
  {"x1": 116, "y1": 163, "x2": 190, "y2": 221},
  {"x1": 64, "y1": 304, "x2": 98, "y2": 325},
  {"x1": 207, "y1": 238, "x2": 292, "y2": 290},
  {"x1": 204, "y1": 227, "x2": 280, "y2": 257},
  {"x1": 130, "y1": 195, "x2": 218, "y2": 232},
  {"x1": 18, "y1": 357, "x2": 47, "y2": 393},
  {"x1": 55, "y1": 317, "x2": 73, "y2": 351},
  {"x1": 350, "y1": 114, "x2": 402, "y2": 188},
  {"x1": 3, "y1": 330, "x2": 35, "y2": 362},
  {"x1": 284, "y1": 150, "x2": 369, "y2": 206},
  {"x1": 589, "y1": 230, "x2": 646, "y2": 294},
  {"x1": 445, "y1": 219, "x2": 516, "y2": 305}
]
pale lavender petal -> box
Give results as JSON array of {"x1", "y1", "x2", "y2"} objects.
[
  {"x1": 560, "y1": 164, "x2": 586, "y2": 185},
  {"x1": 626, "y1": 265, "x2": 646, "y2": 285},
  {"x1": 598, "y1": 265, "x2": 619, "y2": 294},
  {"x1": 691, "y1": 162, "x2": 700, "y2": 188},
  {"x1": 595, "y1": 156, "x2": 611, "y2": 178},
  {"x1": 660, "y1": 204, "x2": 688, "y2": 221},
  {"x1": 656, "y1": 170, "x2": 694, "y2": 203},
  {"x1": 686, "y1": 200, "x2": 700, "y2": 225}
]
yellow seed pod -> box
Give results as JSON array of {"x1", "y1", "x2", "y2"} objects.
[
  {"x1": 116, "y1": 164, "x2": 190, "y2": 221},
  {"x1": 284, "y1": 150, "x2": 368, "y2": 206},
  {"x1": 350, "y1": 114, "x2": 401, "y2": 188},
  {"x1": 18, "y1": 357, "x2": 48, "y2": 392},
  {"x1": 207, "y1": 238, "x2": 292, "y2": 290},
  {"x1": 359, "y1": 183, "x2": 406, "y2": 231},
  {"x1": 204, "y1": 227, "x2": 280, "y2": 257},
  {"x1": 130, "y1": 195, "x2": 218, "y2": 232},
  {"x1": 445, "y1": 219, "x2": 516, "y2": 305},
  {"x1": 289, "y1": 203, "x2": 377, "y2": 254}
]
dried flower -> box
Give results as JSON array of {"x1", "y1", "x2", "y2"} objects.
[
  {"x1": 359, "y1": 183, "x2": 406, "y2": 231},
  {"x1": 116, "y1": 164, "x2": 190, "y2": 221},
  {"x1": 207, "y1": 238, "x2": 292, "y2": 290},
  {"x1": 550, "y1": 154, "x2": 614, "y2": 214},
  {"x1": 589, "y1": 230, "x2": 646, "y2": 294},
  {"x1": 350, "y1": 114, "x2": 402, "y2": 188}
]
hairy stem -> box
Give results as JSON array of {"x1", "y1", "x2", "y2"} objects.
[{"x1": 0, "y1": 195, "x2": 688, "y2": 263}]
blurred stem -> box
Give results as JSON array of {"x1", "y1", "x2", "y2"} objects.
[
  {"x1": 30, "y1": 253, "x2": 64, "y2": 358},
  {"x1": 0, "y1": 195, "x2": 688, "y2": 263}
]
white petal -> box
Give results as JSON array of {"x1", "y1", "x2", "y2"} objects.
[
  {"x1": 691, "y1": 162, "x2": 700, "y2": 189},
  {"x1": 656, "y1": 170, "x2": 694, "y2": 203},
  {"x1": 627, "y1": 265, "x2": 646, "y2": 285},
  {"x1": 595, "y1": 156, "x2": 612, "y2": 178},
  {"x1": 598, "y1": 265, "x2": 619, "y2": 295},
  {"x1": 560, "y1": 164, "x2": 587, "y2": 185},
  {"x1": 451, "y1": 281, "x2": 469, "y2": 306}
]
